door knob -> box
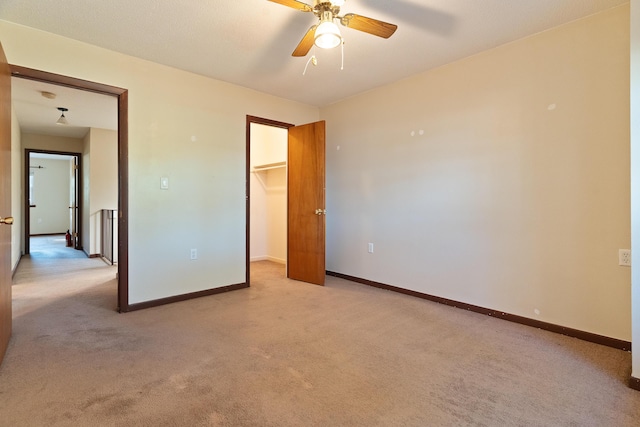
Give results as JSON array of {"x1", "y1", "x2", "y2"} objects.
[
  {"x1": 0, "y1": 216, "x2": 14, "y2": 225},
  {"x1": 314, "y1": 209, "x2": 326, "y2": 215}
]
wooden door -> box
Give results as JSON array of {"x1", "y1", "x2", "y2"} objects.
[
  {"x1": 0, "y1": 42, "x2": 12, "y2": 366},
  {"x1": 287, "y1": 121, "x2": 326, "y2": 285}
]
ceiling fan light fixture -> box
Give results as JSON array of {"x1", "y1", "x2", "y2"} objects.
[
  {"x1": 315, "y1": 20, "x2": 342, "y2": 49},
  {"x1": 56, "y1": 107, "x2": 69, "y2": 125}
]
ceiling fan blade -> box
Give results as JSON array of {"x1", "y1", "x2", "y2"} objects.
[
  {"x1": 340, "y1": 13, "x2": 398, "y2": 38},
  {"x1": 292, "y1": 25, "x2": 317, "y2": 57},
  {"x1": 268, "y1": 0, "x2": 314, "y2": 13}
]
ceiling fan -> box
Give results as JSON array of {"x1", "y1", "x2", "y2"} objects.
[{"x1": 269, "y1": 0, "x2": 398, "y2": 57}]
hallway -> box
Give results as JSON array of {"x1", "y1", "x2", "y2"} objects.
[{"x1": 13, "y1": 235, "x2": 118, "y2": 312}]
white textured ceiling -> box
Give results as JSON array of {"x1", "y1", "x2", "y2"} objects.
[
  {"x1": 0, "y1": 0, "x2": 629, "y2": 130},
  {"x1": 11, "y1": 77, "x2": 118, "y2": 139}
]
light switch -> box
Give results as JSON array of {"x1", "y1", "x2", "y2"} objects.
[{"x1": 160, "y1": 177, "x2": 169, "y2": 190}]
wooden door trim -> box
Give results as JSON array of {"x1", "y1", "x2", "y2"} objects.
[
  {"x1": 245, "y1": 116, "x2": 294, "y2": 286},
  {"x1": 24, "y1": 149, "x2": 83, "y2": 254},
  {"x1": 11, "y1": 65, "x2": 126, "y2": 96},
  {"x1": 11, "y1": 65, "x2": 130, "y2": 312}
]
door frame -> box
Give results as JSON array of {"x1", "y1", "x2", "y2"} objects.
[
  {"x1": 245, "y1": 115, "x2": 293, "y2": 286},
  {"x1": 11, "y1": 65, "x2": 130, "y2": 312},
  {"x1": 24, "y1": 149, "x2": 82, "y2": 254}
]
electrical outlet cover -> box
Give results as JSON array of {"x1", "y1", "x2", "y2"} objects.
[{"x1": 619, "y1": 249, "x2": 631, "y2": 266}]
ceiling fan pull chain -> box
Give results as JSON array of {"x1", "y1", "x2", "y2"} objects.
[
  {"x1": 303, "y1": 54, "x2": 318, "y2": 75},
  {"x1": 341, "y1": 39, "x2": 344, "y2": 71}
]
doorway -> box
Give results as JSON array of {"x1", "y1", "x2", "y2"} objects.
[
  {"x1": 247, "y1": 117, "x2": 292, "y2": 284},
  {"x1": 25, "y1": 150, "x2": 82, "y2": 255},
  {"x1": 10, "y1": 65, "x2": 129, "y2": 312},
  {"x1": 246, "y1": 116, "x2": 327, "y2": 287},
  {"x1": 249, "y1": 124, "x2": 288, "y2": 263}
]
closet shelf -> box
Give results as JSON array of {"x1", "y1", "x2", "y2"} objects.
[{"x1": 252, "y1": 161, "x2": 286, "y2": 172}]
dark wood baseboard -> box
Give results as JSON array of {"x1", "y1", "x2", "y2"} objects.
[
  {"x1": 88, "y1": 254, "x2": 100, "y2": 258},
  {"x1": 121, "y1": 283, "x2": 248, "y2": 313},
  {"x1": 29, "y1": 233, "x2": 65, "y2": 237},
  {"x1": 631, "y1": 377, "x2": 640, "y2": 391},
  {"x1": 326, "y1": 271, "x2": 631, "y2": 352}
]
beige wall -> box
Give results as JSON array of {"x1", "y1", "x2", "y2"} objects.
[
  {"x1": 29, "y1": 157, "x2": 70, "y2": 235},
  {"x1": 22, "y1": 132, "x2": 84, "y2": 153},
  {"x1": 10, "y1": 107, "x2": 21, "y2": 270},
  {"x1": 0, "y1": 20, "x2": 319, "y2": 304},
  {"x1": 266, "y1": 168, "x2": 287, "y2": 263},
  {"x1": 322, "y1": 5, "x2": 631, "y2": 340},
  {"x1": 82, "y1": 128, "x2": 117, "y2": 256},
  {"x1": 81, "y1": 132, "x2": 90, "y2": 253}
]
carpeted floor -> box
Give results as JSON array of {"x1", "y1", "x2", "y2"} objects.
[
  {"x1": 28, "y1": 235, "x2": 87, "y2": 259},
  {"x1": 0, "y1": 247, "x2": 639, "y2": 426}
]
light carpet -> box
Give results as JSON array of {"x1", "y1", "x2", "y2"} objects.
[{"x1": 0, "y1": 251, "x2": 638, "y2": 426}]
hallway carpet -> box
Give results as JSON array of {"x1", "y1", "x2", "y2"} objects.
[
  {"x1": 28, "y1": 235, "x2": 87, "y2": 259},
  {"x1": 1, "y1": 255, "x2": 639, "y2": 426}
]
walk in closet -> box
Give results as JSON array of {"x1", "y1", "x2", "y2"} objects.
[{"x1": 249, "y1": 123, "x2": 287, "y2": 264}]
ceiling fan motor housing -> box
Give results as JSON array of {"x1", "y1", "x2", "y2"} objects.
[{"x1": 313, "y1": 1, "x2": 341, "y2": 19}]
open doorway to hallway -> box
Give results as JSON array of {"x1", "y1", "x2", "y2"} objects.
[
  {"x1": 27, "y1": 151, "x2": 82, "y2": 255},
  {"x1": 12, "y1": 75, "x2": 119, "y2": 294}
]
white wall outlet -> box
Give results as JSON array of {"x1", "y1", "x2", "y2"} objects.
[
  {"x1": 619, "y1": 249, "x2": 631, "y2": 266},
  {"x1": 368, "y1": 243, "x2": 374, "y2": 253},
  {"x1": 160, "y1": 177, "x2": 169, "y2": 190},
  {"x1": 190, "y1": 248, "x2": 198, "y2": 260}
]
